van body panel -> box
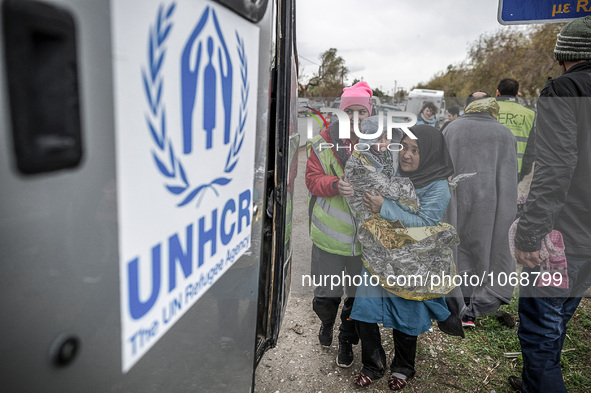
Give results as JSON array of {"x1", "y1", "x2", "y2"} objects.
[{"x1": 0, "y1": 0, "x2": 296, "y2": 390}]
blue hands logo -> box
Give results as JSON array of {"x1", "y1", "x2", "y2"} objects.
[
  {"x1": 143, "y1": 2, "x2": 249, "y2": 207},
  {"x1": 181, "y1": 7, "x2": 233, "y2": 152}
]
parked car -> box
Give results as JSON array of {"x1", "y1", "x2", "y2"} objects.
[
  {"x1": 371, "y1": 96, "x2": 381, "y2": 115},
  {"x1": 379, "y1": 103, "x2": 402, "y2": 113},
  {"x1": 308, "y1": 100, "x2": 323, "y2": 111},
  {"x1": 324, "y1": 98, "x2": 341, "y2": 125}
]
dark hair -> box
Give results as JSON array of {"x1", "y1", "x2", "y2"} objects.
[
  {"x1": 465, "y1": 92, "x2": 491, "y2": 107},
  {"x1": 497, "y1": 78, "x2": 519, "y2": 96},
  {"x1": 448, "y1": 106, "x2": 460, "y2": 116},
  {"x1": 420, "y1": 101, "x2": 438, "y2": 114}
]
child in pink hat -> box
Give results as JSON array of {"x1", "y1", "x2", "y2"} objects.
[
  {"x1": 338, "y1": 81, "x2": 373, "y2": 154},
  {"x1": 305, "y1": 81, "x2": 374, "y2": 371},
  {"x1": 340, "y1": 81, "x2": 373, "y2": 115}
]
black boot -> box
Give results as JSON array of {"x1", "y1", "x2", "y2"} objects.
[
  {"x1": 318, "y1": 322, "x2": 334, "y2": 346},
  {"x1": 508, "y1": 375, "x2": 523, "y2": 392}
]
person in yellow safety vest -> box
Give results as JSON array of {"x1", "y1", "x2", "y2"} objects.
[
  {"x1": 305, "y1": 81, "x2": 372, "y2": 369},
  {"x1": 496, "y1": 78, "x2": 537, "y2": 182}
]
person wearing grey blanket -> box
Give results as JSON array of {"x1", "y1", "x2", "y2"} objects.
[{"x1": 442, "y1": 93, "x2": 518, "y2": 326}]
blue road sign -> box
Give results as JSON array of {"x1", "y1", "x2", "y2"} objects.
[{"x1": 499, "y1": 0, "x2": 591, "y2": 24}]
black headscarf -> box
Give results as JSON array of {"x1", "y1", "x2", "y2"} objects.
[{"x1": 398, "y1": 124, "x2": 454, "y2": 189}]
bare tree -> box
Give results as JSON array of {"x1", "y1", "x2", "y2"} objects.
[
  {"x1": 306, "y1": 48, "x2": 348, "y2": 97},
  {"x1": 415, "y1": 24, "x2": 565, "y2": 101}
]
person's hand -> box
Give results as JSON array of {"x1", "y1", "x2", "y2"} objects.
[
  {"x1": 363, "y1": 190, "x2": 385, "y2": 213},
  {"x1": 338, "y1": 176, "x2": 354, "y2": 198},
  {"x1": 515, "y1": 248, "x2": 543, "y2": 268}
]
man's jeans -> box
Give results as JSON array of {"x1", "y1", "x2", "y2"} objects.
[{"x1": 518, "y1": 255, "x2": 591, "y2": 393}]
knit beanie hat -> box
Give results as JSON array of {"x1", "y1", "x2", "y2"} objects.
[
  {"x1": 339, "y1": 81, "x2": 373, "y2": 114},
  {"x1": 554, "y1": 16, "x2": 591, "y2": 61}
]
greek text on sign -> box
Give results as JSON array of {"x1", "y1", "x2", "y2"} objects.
[{"x1": 498, "y1": 0, "x2": 591, "y2": 24}]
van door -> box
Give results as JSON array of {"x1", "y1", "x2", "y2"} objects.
[
  {"x1": 0, "y1": 0, "x2": 296, "y2": 391},
  {"x1": 255, "y1": 0, "x2": 299, "y2": 363}
]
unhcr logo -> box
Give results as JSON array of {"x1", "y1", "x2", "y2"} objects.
[{"x1": 143, "y1": 3, "x2": 249, "y2": 208}]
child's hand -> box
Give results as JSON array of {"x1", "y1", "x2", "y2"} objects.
[{"x1": 338, "y1": 176, "x2": 354, "y2": 198}]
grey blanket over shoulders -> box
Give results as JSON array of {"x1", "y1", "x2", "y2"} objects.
[{"x1": 442, "y1": 112, "x2": 518, "y2": 318}]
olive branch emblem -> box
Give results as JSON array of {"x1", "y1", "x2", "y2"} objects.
[{"x1": 143, "y1": 2, "x2": 249, "y2": 207}]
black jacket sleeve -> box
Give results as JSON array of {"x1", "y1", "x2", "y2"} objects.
[
  {"x1": 515, "y1": 80, "x2": 579, "y2": 252},
  {"x1": 519, "y1": 119, "x2": 536, "y2": 181}
]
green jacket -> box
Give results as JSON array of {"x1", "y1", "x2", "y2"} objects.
[
  {"x1": 306, "y1": 134, "x2": 361, "y2": 256},
  {"x1": 497, "y1": 97, "x2": 536, "y2": 173}
]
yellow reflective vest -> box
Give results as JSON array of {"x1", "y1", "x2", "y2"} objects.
[
  {"x1": 306, "y1": 135, "x2": 361, "y2": 256},
  {"x1": 497, "y1": 98, "x2": 536, "y2": 173}
]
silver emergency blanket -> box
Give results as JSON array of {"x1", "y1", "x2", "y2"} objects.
[
  {"x1": 345, "y1": 153, "x2": 418, "y2": 223},
  {"x1": 359, "y1": 218, "x2": 460, "y2": 300},
  {"x1": 345, "y1": 151, "x2": 465, "y2": 300}
]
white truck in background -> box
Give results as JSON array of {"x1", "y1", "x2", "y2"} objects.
[{"x1": 406, "y1": 89, "x2": 446, "y2": 117}]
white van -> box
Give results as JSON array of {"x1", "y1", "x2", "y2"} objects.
[{"x1": 406, "y1": 89, "x2": 446, "y2": 117}]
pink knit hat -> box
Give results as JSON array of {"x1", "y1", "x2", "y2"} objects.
[{"x1": 339, "y1": 81, "x2": 373, "y2": 113}]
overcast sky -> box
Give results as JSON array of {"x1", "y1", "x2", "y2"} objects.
[{"x1": 296, "y1": 0, "x2": 514, "y2": 94}]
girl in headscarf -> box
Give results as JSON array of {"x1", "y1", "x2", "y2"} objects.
[
  {"x1": 348, "y1": 123, "x2": 457, "y2": 390},
  {"x1": 343, "y1": 116, "x2": 418, "y2": 225}
]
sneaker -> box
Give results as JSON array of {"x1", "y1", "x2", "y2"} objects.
[
  {"x1": 508, "y1": 375, "x2": 523, "y2": 392},
  {"x1": 336, "y1": 340, "x2": 354, "y2": 368},
  {"x1": 318, "y1": 322, "x2": 334, "y2": 346},
  {"x1": 461, "y1": 316, "x2": 475, "y2": 328}
]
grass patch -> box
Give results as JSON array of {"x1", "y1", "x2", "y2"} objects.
[
  {"x1": 436, "y1": 296, "x2": 591, "y2": 392},
  {"x1": 560, "y1": 299, "x2": 591, "y2": 392},
  {"x1": 373, "y1": 295, "x2": 591, "y2": 392},
  {"x1": 440, "y1": 296, "x2": 522, "y2": 392}
]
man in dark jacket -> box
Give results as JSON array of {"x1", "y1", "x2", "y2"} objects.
[{"x1": 511, "y1": 16, "x2": 591, "y2": 393}]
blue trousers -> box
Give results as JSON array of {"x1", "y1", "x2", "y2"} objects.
[{"x1": 518, "y1": 255, "x2": 591, "y2": 393}]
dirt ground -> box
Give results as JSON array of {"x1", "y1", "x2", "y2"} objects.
[{"x1": 253, "y1": 147, "x2": 535, "y2": 393}]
